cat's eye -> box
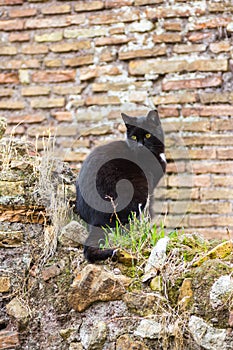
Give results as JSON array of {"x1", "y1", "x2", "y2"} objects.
[
  {"x1": 131, "y1": 135, "x2": 137, "y2": 140},
  {"x1": 145, "y1": 133, "x2": 151, "y2": 139}
]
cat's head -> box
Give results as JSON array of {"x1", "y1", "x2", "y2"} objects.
[{"x1": 121, "y1": 110, "x2": 165, "y2": 155}]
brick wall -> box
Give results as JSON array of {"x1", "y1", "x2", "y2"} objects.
[{"x1": 1, "y1": 0, "x2": 233, "y2": 238}]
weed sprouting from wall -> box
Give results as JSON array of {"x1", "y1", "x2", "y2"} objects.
[{"x1": 34, "y1": 133, "x2": 75, "y2": 264}]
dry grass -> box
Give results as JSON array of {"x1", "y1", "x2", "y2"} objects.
[{"x1": 34, "y1": 134, "x2": 75, "y2": 264}]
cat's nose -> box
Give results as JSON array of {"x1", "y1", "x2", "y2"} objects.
[{"x1": 138, "y1": 142, "x2": 144, "y2": 147}]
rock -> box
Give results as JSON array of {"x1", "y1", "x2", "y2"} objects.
[
  {"x1": 116, "y1": 334, "x2": 149, "y2": 349},
  {"x1": 0, "y1": 330, "x2": 20, "y2": 350},
  {"x1": 210, "y1": 275, "x2": 233, "y2": 308},
  {"x1": 0, "y1": 117, "x2": 7, "y2": 139},
  {"x1": 178, "y1": 278, "x2": 194, "y2": 310},
  {"x1": 59, "y1": 220, "x2": 87, "y2": 247},
  {"x1": 80, "y1": 321, "x2": 107, "y2": 350},
  {"x1": 115, "y1": 249, "x2": 137, "y2": 266},
  {"x1": 42, "y1": 262, "x2": 64, "y2": 281},
  {"x1": 59, "y1": 328, "x2": 75, "y2": 340},
  {"x1": 134, "y1": 319, "x2": 162, "y2": 339},
  {"x1": 123, "y1": 292, "x2": 166, "y2": 316},
  {"x1": 0, "y1": 180, "x2": 25, "y2": 196},
  {"x1": 0, "y1": 231, "x2": 24, "y2": 248},
  {"x1": 149, "y1": 275, "x2": 163, "y2": 292},
  {"x1": 69, "y1": 343, "x2": 83, "y2": 350},
  {"x1": 193, "y1": 241, "x2": 233, "y2": 267},
  {"x1": 68, "y1": 265, "x2": 130, "y2": 312},
  {"x1": 189, "y1": 315, "x2": 227, "y2": 350},
  {"x1": 6, "y1": 297, "x2": 30, "y2": 322},
  {"x1": 144, "y1": 237, "x2": 170, "y2": 273},
  {"x1": 0, "y1": 276, "x2": 11, "y2": 293}
]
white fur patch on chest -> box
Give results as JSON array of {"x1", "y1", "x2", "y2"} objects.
[{"x1": 159, "y1": 153, "x2": 167, "y2": 163}]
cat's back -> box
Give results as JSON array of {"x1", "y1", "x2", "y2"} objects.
[{"x1": 80, "y1": 140, "x2": 131, "y2": 171}]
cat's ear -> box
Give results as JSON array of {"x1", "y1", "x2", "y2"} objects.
[
  {"x1": 121, "y1": 113, "x2": 133, "y2": 126},
  {"x1": 146, "y1": 110, "x2": 160, "y2": 124}
]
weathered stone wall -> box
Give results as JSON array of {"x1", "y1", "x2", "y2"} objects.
[{"x1": 0, "y1": 0, "x2": 233, "y2": 238}]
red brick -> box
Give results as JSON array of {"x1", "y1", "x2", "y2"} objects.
[
  {"x1": 146, "y1": 5, "x2": 206, "y2": 19},
  {"x1": 53, "y1": 86, "x2": 85, "y2": 95},
  {"x1": 168, "y1": 174, "x2": 211, "y2": 187},
  {"x1": 158, "y1": 106, "x2": 179, "y2": 117},
  {"x1": 209, "y1": 2, "x2": 233, "y2": 12},
  {"x1": 165, "y1": 161, "x2": 186, "y2": 173},
  {"x1": 187, "y1": 32, "x2": 214, "y2": 42},
  {"x1": 31, "y1": 98, "x2": 65, "y2": 109},
  {"x1": 153, "y1": 33, "x2": 182, "y2": 43},
  {"x1": 169, "y1": 201, "x2": 232, "y2": 214},
  {"x1": 8, "y1": 114, "x2": 45, "y2": 124},
  {"x1": 210, "y1": 41, "x2": 231, "y2": 53},
  {"x1": 0, "y1": 46, "x2": 17, "y2": 55},
  {"x1": 189, "y1": 215, "x2": 233, "y2": 227},
  {"x1": 119, "y1": 46, "x2": 166, "y2": 60},
  {"x1": 192, "y1": 161, "x2": 233, "y2": 174},
  {"x1": 21, "y1": 86, "x2": 50, "y2": 96},
  {"x1": 0, "y1": 19, "x2": 24, "y2": 31},
  {"x1": 213, "y1": 176, "x2": 233, "y2": 187},
  {"x1": 182, "y1": 105, "x2": 233, "y2": 117},
  {"x1": 153, "y1": 92, "x2": 196, "y2": 105},
  {"x1": 156, "y1": 187, "x2": 199, "y2": 200},
  {"x1": 44, "y1": 59, "x2": 62, "y2": 68},
  {"x1": 200, "y1": 187, "x2": 233, "y2": 200},
  {"x1": 95, "y1": 36, "x2": 132, "y2": 46},
  {"x1": 0, "y1": 100, "x2": 24, "y2": 109},
  {"x1": 52, "y1": 111, "x2": 73, "y2": 122},
  {"x1": 32, "y1": 70, "x2": 76, "y2": 83},
  {"x1": 6, "y1": 125, "x2": 25, "y2": 135},
  {"x1": 64, "y1": 55, "x2": 94, "y2": 67},
  {"x1": 25, "y1": 15, "x2": 85, "y2": 29},
  {"x1": 0, "y1": 0, "x2": 22, "y2": 4},
  {"x1": 199, "y1": 92, "x2": 233, "y2": 104},
  {"x1": 189, "y1": 16, "x2": 231, "y2": 31},
  {"x1": 21, "y1": 44, "x2": 48, "y2": 54},
  {"x1": 212, "y1": 119, "x2": 233, "y2": 131},
  {"x1": 63, "y1": 151, "x2": 88, "y2": 162},
  {"x1": 217, "y1": 148, "x2": 233, "y2": 159},
  {"x1": 188, "y1": 148, "x2": 216, "y2": 160},
  {"x1": 85, "y1": 95, "x2": 120, "y2": 106},
  {"x1": 9, "y1": 8, "x2": 37, "y2": 17},
  {"x1": 89, "y1": 9, "x2": 140, "y2": 24},
  {"x1": 50, "y1": 41, "x2": 91, "y2": 52},
  {"x1": 41, "y1": 4, "x2": 71, "y2": 15},
  {"x1": 162, "y1": 75, "x2": 222, "y2": 91},
  {"x1": 184, "y1": 228, "x2": 229, "y2": 240},
  {"x1": 163, "y1": 119, "x2": 210, "y2": 133},
  {"x1": 99, "y1": 49, "x2": 116, "y2": 62},
  {"x1": 0, "y1": 88, "x2": 13, "y2": 96},
  {"x1": 0, "y1": 59, "x2": 40, "y2": 69},
  {"x1": 0, "y1": 73, "x2": 19, "y2": 84},
  {"x1": 135, "y1": 0, "x2": 163, "y2": 4},
  {"x1": 106, "y1": 0, "x2": 133, "y2": 7},
  {"x1": 164, "y1": 21, "x2": 182, "y2": 31},
  {"x1": 173, "y1": 43, "x2": 206, "y2": 53},
  {"x1": 9, "y1": 32, "x2": 30, "y2": 42},
  {"x1": 129, "y1": 58, "x2": 227, "y2": 75},
  {"x1": 182, "y1": 135, "x2": 233, "y2": 146},
  {"x1": 80, "y1": 65, "x2": 121, "y2": 81},
  {"x1": 74, "y1": 1, "x2": 104, "y2": 12},
  {"x1": 27, "y1": 125, "x2": 78, "y2": 137}
]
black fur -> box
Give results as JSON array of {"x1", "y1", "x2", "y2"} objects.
[{"x1": 75, "y1": 110, "x2": 166, "y2": 262}]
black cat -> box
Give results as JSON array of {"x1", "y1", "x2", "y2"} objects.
[{"x1": 75, "y1": 110, "x2": 166, "y2": 263}]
